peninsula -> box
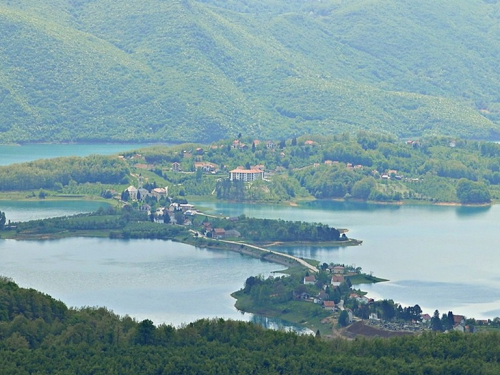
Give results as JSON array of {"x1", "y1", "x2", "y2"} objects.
[{"x1": 0, "y1": 202, "x2": 361, "y2": 273}]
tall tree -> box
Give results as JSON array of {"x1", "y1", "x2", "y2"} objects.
[
  {"x1": 431, "y1": 310, "x2": 443, "y2": 331},
  {"x1": 338, "y1": 310, "x2": 350, "y2": 327}
]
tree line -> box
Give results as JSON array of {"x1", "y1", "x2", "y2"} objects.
[
  {"x1": 2, "y1": 277, "x2": 500, "y2": 374},
  {"x1": 203, "y1": 215, "x2": 345, "y2": 242},
  {"x1": 0, "y1": 155, "x2": 130, "y2": 191}
]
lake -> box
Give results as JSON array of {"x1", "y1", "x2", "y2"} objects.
[
  {"x1": 0, "y1": 198, "x2": 309, "y2": 332},
  {"x1": 1, "y1": 144, "x2": 499, "y2": 326},
  {"x1": 0, "y1": 237, "x2": 295, "y2": 329},
  {"x1": 1, "y1": 198, "x2": 499, "y2": 324},
  {"x1": 0, "y1": 200, "x2": 111, "y2": 222},
  {"x1": 196, "y1": 200, "x2": 500, "y2": 319},
  {"x1": 0, "y1": 143, "x2": 154, "y2": 166}
]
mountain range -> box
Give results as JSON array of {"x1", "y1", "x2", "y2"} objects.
[{"x1": 1, "y1": 0, "x2": 500, "y2": 143}]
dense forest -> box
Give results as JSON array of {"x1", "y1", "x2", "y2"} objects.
[
  {"x1": 1, "y1": 0, "x2": 500, "y2": 142},
  {"x1": 0, "y1": 155, "x2": 130, "y2": 191},
  {"x1": 2, "y1": 277, "x2": 500, "y2": 374},
  {"x1": 203, "y1": 215, "x2": 345, "y2": 242}
]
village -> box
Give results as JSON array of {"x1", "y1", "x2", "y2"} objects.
[{"x1": 290, "y1": 263, "x2": 480, "y2": 335}]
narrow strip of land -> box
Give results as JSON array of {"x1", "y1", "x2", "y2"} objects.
[{"x1": 190, "y1": 230, "x2": 317, "y2": 273}]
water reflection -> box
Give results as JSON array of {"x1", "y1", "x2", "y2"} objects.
[
  {"x1": 455, "y1": 205, "x2": 491, "y2": 217},
  {"x1": 303, "y1": 199, "x2": 402, "y2": 212}
]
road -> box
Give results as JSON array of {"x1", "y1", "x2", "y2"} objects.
[{"x1": 190, "y1": 230, "x2": 318, "y2": 273}]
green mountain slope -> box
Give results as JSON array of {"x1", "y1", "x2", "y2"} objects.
[{"x1": 0, "y1": 0, "x2": 500, "y2": 142}]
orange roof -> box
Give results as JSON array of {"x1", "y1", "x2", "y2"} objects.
[{"x1": 230, "y1": 168, "x2": 262, "y2": 173}]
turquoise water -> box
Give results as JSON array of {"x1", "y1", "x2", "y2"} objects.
[
  {"x1": 1, "y1": 199, "x2": 499, "y2": 321},
  {"x1": 0, "y1": 238, "x2": 290, "y2": 328},
  {"x1": 0, "y1": 143, "x2": 153, "y2": 166},
  {"x1": 0, "y1": 200, "x2": 111, "y2": 222},
  {"x1": 0, "y1": 143, "x2": 499, "y2": 324},
  {"x1": 0, "y1": 200, "x2": 310, "y2": 332},
  {"x1": 196, "y1": 200, "x2": 500, "y2": 319}
]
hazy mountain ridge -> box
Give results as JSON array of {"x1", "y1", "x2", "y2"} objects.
[{"x1": 1, "y1": 0, "x2": 499, "y2": 143}]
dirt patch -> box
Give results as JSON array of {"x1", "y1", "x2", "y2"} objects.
[{"x1": 344, "y1": 321, "x2": 415, "y2": 338}]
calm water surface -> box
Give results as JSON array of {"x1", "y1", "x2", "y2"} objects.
[
  {"x1": 196, "y1": 200, "x2": 500, "y2": 319},
  {"x1": 1, "y1": 144, "x2": 499, "y2": 324},
  {"x1": 0, "y1": 238, "x2": 293, "y2": 328},
  {"x1": 0, "y1": 143, "x2": 152, "y2": 166},
  {"x1": 0, "y1": 200, "x2": 111, "y2": 222}
]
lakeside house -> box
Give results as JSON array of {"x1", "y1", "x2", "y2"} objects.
[
  {"x1": 179, "y1": 204, "x2": 195, "y2": 212},
  {"x1": 224, "y1": 229, "x2": 241, "y2": 238},
  {"x1": 138, "y1": 187, "x2": 150, "y2": 200},
  {"x1": 138, "y1": 204, "x2": 151, "y2": 212},
  {"x1": 369, "y1": 313, "x2": 379, "y2": 321},
  {"x1": 213, "y1": 228, "x2": 225, "y2": 239},
  {"x1": 350, "y1": 293, "x2": 369, "y2": 304}
]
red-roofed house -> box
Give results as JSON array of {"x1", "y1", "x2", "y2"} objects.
[
  {"x1": 420, "y1": 314, "x2": 432, "y2": 323},
  {"x1": 333, "y1": 266, "x2": 345, "y2": 274},
  {"x1": 303, "y1": 276, "x2": 316, "y2": 285},
  {"x1": 331, "y1": 275, "x2": 344, "y2": 287},
  {"x1": 323, "y1": 301, "x2": 336, "y2": 311},
  {"x1": 213, "y1": 228, "x2": 225, "y2": 239}
]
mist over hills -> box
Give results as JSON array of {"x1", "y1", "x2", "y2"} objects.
[{"x1": 1, "y1": 0, "x2": 500, "y2": 143}]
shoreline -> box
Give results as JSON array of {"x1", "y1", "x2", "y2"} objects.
[
  {"x1": 2, "y1": 227, "x2": 358, "y2": 273},
  {"x1": 0, "y1": 191, "x2": 495, "y2": 207},
  {"x1": 303, "y1": 197, "x2": 495, "y2": 208}
]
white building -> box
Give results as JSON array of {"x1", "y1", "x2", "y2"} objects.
[
  {"x1": 126, "y1": 186, "x2": 138, "y2": 200},
  {"x1": 229, "y1": 168, "x2": 264, "y2": 182}
]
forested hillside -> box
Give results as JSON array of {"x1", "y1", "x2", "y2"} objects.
[
  {"x1": 2, "y1": 277, "x2": 500, "y2": 374},
  {"x1": 1, "y1": 0, "x2": 500, "y2": 143}
]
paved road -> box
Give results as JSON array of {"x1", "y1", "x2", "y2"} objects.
[
  {"x1": 190, "y1": 230, "x2": 317, "y2": 273},
  {"x1": 224, "y1": 239, "x2": 318, "y2": 273}
]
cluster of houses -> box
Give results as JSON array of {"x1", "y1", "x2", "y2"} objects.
[
  {"x1": 300, "y1": 265, "x2": 364, "y2": 322},
  {"x1": 124, "y1": 185, "x2": 168, "y2": 202},
  {"x1": 150, "y1": 203, "x2": 197, "y2": 225},
  {"x1": 201, "y1": 221, "x2": 241, "y2": 239},
  {"x1": 302, "y1": 263, "x2": 476, "y2": 332}
]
